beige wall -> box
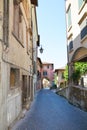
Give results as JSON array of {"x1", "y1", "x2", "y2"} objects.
[
  {"x1": 7, "y1": 0, "x2": 31, "y2": 70},
  {"x1": 66, "y1": 0, "x2": 87, "y2": 63},
  {"x1": 65, "y1": 0, "x2": 87, "y2": 111},
  {"x1": 0, "y1": 0, "x2": 34, "y2": 129}
]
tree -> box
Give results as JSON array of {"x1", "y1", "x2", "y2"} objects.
[
  {"x1": 64, "y1": 62, "x2": 87, "y2": 84},
  {"x1": 54, "y1": 73, "x2": 58, "y2": 85},
  {"x1": 71, "y1": 62, "x2": 87, "y2": 85}
]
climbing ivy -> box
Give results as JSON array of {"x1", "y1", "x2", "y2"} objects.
[{"x1": 64, "y1": 62, "x2": 87, "y2": 83}]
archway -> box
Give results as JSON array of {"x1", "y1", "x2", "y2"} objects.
[
  {"x1": 69, "y1": 47, "x2": 87, "y2": 86},
  {"x1": 42, "y1": 77, "x2": 50, "y2": 88},
  {"x1": 71, "y1": 47, "x2": 87, "y2": 62}
]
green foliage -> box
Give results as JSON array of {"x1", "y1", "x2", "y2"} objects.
[
  {"x1": 64, "y1": 65, "x2": 68, "y2": 81},
  {"x1": 71, "y1": 62, "x2": 87, "y2": 84},
  {"x1": 54, "y1": 73, "x2": 58, "y2": 85},
  {"x1": 63, "y1": 62, "x2": 87, "y2": 83},
  {"x1": 74, "y1": 62, "x2": 87, "y2": 75}
]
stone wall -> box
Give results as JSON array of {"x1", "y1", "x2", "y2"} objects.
[
  {"x1": 57, "y1": 87, "x2": 69, "y2": 99},
  {"x1": 57, "y1": 86, "x2": 87, "y2": 111},
  {"x1": 69, "y1": 86, "x2": 87, "y2": 111}
]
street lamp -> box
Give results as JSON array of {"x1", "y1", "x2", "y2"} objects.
[{"x1": 33, "y1": 45, "x2": 44, "y2": 54}]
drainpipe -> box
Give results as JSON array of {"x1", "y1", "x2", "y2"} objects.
[{"x1": 3, "y1": 0, "x2": 9, "y2": 47}]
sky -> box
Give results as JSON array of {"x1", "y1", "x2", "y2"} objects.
[{"x1": 37, "y1": 0, "x2": 67, "y2": 69}]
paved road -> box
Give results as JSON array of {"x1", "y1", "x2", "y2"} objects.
[{"x1": 12, "y1": 89, "x2": 87, "y2": 130}]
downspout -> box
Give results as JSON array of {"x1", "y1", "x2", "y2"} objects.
[
  {"x1": 3, "y1": 0, "x2": 9, "y2": 47},
  {"x1": 31, "y1": 5, "x2": 38, "y2": 99},
  {"x1": 30, "y1": 5, "x2": 34, "y2": 101},
  {"x1": 0, "y1": 0, "x2": 9, "y2": 62}
]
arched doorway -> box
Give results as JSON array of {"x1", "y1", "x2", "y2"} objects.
[
  {"x1": 68, "y1": 47, "x2": 87, "y2": 110},
  {"x1": 69, "y1": 47, "x2": 87, "y2": 86},
  {"x1": 71, "y1": 47, "x2": 87, "y2": 62},
  {"x1": 42, "y1": 77, "x2": 50, "y2": 89}
]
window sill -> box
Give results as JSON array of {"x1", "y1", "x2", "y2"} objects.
[
  {"x1": 69, "y1": 48, "x2": 73, "y2": 53},
  {"x1": 67, "y1": 33, "x2": 73, "y2": 40},
  {"x1": 12, "y1": 32, "x2": 24, "y2": 48},
  {"x1": 78, "y1": 12, "x2": 87, "y2": 25},
  {"x1": 8, "y1": 87, "x2": 21, "y2": 97},
  {"x1": 68, "y1": 25, "x2": 72, "y2": 32}
]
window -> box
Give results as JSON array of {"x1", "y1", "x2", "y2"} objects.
[
  {"x1": 10, "y1": 68, "x2": 19, "y2": 88},
  {"x1": 47, "y1": 65, "x2": 49, "y2": 69},
  {"x1": 62, "y1": 72, "x2": 64, "y2": 79},
  {"x1": 69, "y1": 41, "x2": 73, "y2": 52},
  {"x1": 67, "y1": 5, "x2": 72, "y2": 28},
  {"x1": 81, "y1": 25, "x2": 87, "y2": 39},
  {"x1": 43, "y1": 71, "x2": 47, "y2": 76},
  {"x1": 13, "y1": 0, "x2": 23, "y2": 44},
  {"x1": 78, "y1": 0, "x2": 84, "y2": 9},
  {"x1": 22, "y1": 75, "x2": 27, "y2": 106},
  {"x1": 37, "y1": 71, "x2": 41, "y2": 79}
]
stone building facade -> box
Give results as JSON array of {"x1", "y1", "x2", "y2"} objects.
[
  {"x1": 42, "y1": 62, "x2": 54, "y2": 88},
  {"x1": 65, "y1": 0, "x2": 87, "y2": 110},
  {"x1": 55, "y1": 67, "x2": 66, "y2": 88},
  {"x1": 36, "y1": 57, "x2": 42, "y2": 90},
  {"x1": 0, "y1": 0, "x2": 38, "y2": 129}
]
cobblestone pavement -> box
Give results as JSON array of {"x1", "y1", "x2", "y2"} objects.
[{"x1": 12, "y1": 89, "x2": 87, "y2": 130}]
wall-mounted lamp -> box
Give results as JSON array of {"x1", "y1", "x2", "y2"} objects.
[
  {"x1": 39, "y1": 45, "x2": 44, "y2": 54},
  {"x1": 33, "y1": 45, "x2": 44, "y2": 54}
]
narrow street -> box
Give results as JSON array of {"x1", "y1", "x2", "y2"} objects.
[{"x1": 12, "y1": 89, "x2": 87, "y2": 130}]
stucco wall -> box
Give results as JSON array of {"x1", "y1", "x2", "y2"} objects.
[
  {"x1": 7, "y1": 0, "x2": 31, "y2": 70},
  {"x1": 7, "y1": 93, "x2": 21, "y2": 126},
  {"x1": 42, "y1": 64, "x2": 54, "y2": 82},
  {"x1": 66, "y1": 0, "x2": 87, "y2": 63},
  {"x1": 0, "y1": 1, "x2": 33, "y2": 130}
]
